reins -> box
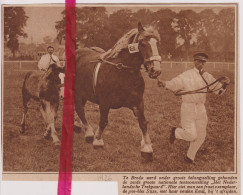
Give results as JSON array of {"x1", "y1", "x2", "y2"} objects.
[{"x1": 172, "y1": 77, "x2": 226, "y2": 96}]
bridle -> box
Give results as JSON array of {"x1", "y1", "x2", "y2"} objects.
[
  {"x1": 144, "y1": 55, "x2": 162, "y2": 66},
  {"x1": 173, "y1": 77, "x2": 227, "y2": 96},
  {"x1": 90, "y1": 33, "x2": 162, "y2": 71}
]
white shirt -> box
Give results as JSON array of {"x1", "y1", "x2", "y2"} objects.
[
  {"x1": 38, "y1": 54, "x2": 61, "y2": 71},
  {"x1": 165, "y1": 68, "x2": 225, "y2": 104}
]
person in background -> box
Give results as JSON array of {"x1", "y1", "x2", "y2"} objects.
[
  {"x1": 158, "y1": 52, "x2": 230, "y2": 165},
  {"x1": 38, "y1": 45, "x2": 64, "y2": 99},
  {"x1": 38, "y1": 46, "x2": 61, "y2": 71}
]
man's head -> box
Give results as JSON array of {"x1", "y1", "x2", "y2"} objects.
[
  {"x1": 193, "y1": 52, "x2": 208, "y2": 71},
  {"x1": 47, "y1": 46, "x2": 54, "y2": 55}
]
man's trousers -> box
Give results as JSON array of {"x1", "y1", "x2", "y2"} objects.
[{"x1": 175, "y1": 102, "x2": 208, "y2": 160}]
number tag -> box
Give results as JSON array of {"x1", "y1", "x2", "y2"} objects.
[{"x1": 128, "y1": 43, "x2": 139, "y2": 53}]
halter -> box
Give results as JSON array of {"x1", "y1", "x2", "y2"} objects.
[
  {"x1": 132, "y1": 33, "x2": 162, "y2": 65},
  {"x1": 173, "y1": 77, "x2": 227, "y2": 96},
  {"x1": 144, "y1": 55, "x2": 162, "y2": 63}
]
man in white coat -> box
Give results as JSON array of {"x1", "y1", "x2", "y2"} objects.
[
  {"x1": 158, "y1": 53, "x2": 230, "y2": 164},
  {"x1": 38, "y1": 46, "x2": 61, "y2": 70},
  {"x1": 38, "y1": 46, "x2": 82, "y2": 128}
]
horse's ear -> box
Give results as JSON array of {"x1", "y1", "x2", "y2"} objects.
[
  {"x1": 138, "y1": 22, "x2": 144, "y2": 33},
  {"x1": 58, "y1": 66, "x2": 65, "y2": 73},
  {"x1": 151, "y1": 20, "x2": 160, "y2": 30}
]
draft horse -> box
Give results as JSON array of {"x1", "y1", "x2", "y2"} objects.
[
  {"x1": 21, "y1": 63, "x2": 65, "y2": 146},
  {"x1": 75, "y1": 22, "x2": 162, "y2": 160}
]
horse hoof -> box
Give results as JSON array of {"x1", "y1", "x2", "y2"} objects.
[
  {"x1": 141, "y1": 152, "x2": 153, "y2": 161},
  {"x1": 74, "y1": 125, "x2": 82, "y2": 133},
  {"x1": 85, "y1": 136, "x2": 94, "y2": 143},
  {"x1": 53, "y1": 141, "x2": 60, "y2": 147},
  {"x1": 93, "y1": 145, "x2": 104, "y2": 149},
  {"x1": 43, "y1": 132, "x2": 51, "y2": 139},
  {"x1": 19, "y1": 129, "x2": 25, "y2": 134},
  {"x1": 93, "y1": 138, "x2": 104, "y2": 149}
]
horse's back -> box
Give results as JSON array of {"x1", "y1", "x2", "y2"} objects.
[
  {"x1": 23, "y1": 70, "x2": 43, "y2": 99},
  {"x1": 76, "y1": 47, "x2": 101, "y2": 65}
]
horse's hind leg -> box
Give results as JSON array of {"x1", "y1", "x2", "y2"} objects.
[
  {"x1": 93, "y1": 106, "x2": 109, "y2": 148},
  {"x1": 132, "y1": 100, "x2": 153, "y2": 161},
  {"x1": 20, "y1": 91, "x2": 30, "y2": 134},
  {"x1": 75, "y1": 98, "x2": 94, "y2": 143}
]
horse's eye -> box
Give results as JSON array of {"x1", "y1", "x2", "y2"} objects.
[{"x1": 139, "y1": 42, "x2": 146, "y2": 47}]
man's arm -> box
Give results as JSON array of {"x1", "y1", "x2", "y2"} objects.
[
  {"x1": 38, "y1": 55, "x2": 46, "y2": 70},
  {"x1": 206, "y1": 73, "x2": 230, "y2": 95},
  {"x1": 158, "y1": 73, "x2": 185, "y2": 91},
  {"x1": 52, "y1": 55, "x2": 61, "y2": 67}
]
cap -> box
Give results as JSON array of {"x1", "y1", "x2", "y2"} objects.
[
  {"x1": 193, "y1": 53, "x2": 208, "y2": 62},
  {"x1": 47, "y1": 46, "x2": 54, "y2": 49}
]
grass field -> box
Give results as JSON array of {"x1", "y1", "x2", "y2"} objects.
[{"x1": 2, "y1": 65, "x2": 235, "y2": 172}]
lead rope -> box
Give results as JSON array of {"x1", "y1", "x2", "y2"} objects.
[{"x1": 199, "y1": 69, "x2": 209, "y2": 92}]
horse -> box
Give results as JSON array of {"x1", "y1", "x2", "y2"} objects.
[
  {"x1": 20, "y1": 63, "x2": 65, "y2": 146},
  {"x1": 75, "y1": 22, "x2": 162, "y2": 161}
]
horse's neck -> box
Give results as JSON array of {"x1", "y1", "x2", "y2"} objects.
[{"x1": 117, "y1": 50, "x2": 144, "y2": 68}]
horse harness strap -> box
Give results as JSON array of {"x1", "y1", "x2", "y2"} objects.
[
  {"x1": 199, "y1": 70, "x2": 209, "y2": 92},
  {"x1": 100, "y1": 59, "x2": 140, "y2": 70},
  {"x1": 144, "y1": 55, "x2": 162, "y2": 63},
  {"x1": 93, "y1": 62, "x2": 102, "y2": 96}
]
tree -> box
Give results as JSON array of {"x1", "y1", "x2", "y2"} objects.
[
  {"x1": 108, "y1": 9, "x2": 134, "y2": 47},
  {"x1": 43, "y1": 35, "x2": 52, "y2": 44},
  {"x1": 76, "y1": 7, "x2": 110, "y2": 50},
  {"x1": 172, "y1": 10, "x2": 201, "y2": 60},
  {"x1": 55, "y1": 10, "x2": 65, "y2": 44},
  {"x1": 153, "y1": 9, "x2": 177, "y2": 59},
  {"x1": 217, "y1": 8, "x2": 235, "y2": 61},
  {"x1": 4, "y1": 7, "x2": 28, "y2": 58}
]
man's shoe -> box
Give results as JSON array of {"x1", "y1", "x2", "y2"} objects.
[
  {"x1": 169, "y1": 127, "x2": 176, "y2": 144},
  {"x1": 185, "y1": 156, "x2": 196, "y2": 165}
]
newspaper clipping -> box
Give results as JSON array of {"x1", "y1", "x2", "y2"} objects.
[{"x1": 1, "y1": 3, "x2": 239, "y2": 195}]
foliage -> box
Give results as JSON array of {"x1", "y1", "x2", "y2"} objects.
[
  {"x1": 75, "y1": 7, "x2": 110, "y2": 50},
  {"x1": 172, "y1": 10, "x2": 201, "y2": 60},
  {"x1": 43, "y1": 36, "x2": 53, "y2": 44},
  {"x1": 55, "y1": 7, "x2": 235, "y2": 62},
  {"x1": 4, "y1": 7, "x2": 28, "y2": 58},
  {"x1": 55, "y1": 10, "x2": 65, "y2": 44}
]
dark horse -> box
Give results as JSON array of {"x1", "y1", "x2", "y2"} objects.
[
  {"x1": 21, "y1": 63, "x2": 65, "y2": 145},
  {"x1": 75, "y1": 22, "x2": 162, "y2": 160}
]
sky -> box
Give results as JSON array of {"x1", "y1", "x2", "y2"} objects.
[
  {"x1": 19, "y1": 6, "x2": 64, "y2": 44},
  {"x1": 19, "y1": 5, "x2": 233, "y2": 44}
]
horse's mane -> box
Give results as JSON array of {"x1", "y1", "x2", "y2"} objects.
[{"x1": 102, "y1": 25, "x2": 160, "y2": 60}]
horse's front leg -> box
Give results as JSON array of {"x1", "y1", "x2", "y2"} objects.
[
  {"x1": 93, "y1": 106, "x2": 110, "y2": 148},
  {"x1": 41, "y1": 100, "x2": 60, "y2": 146},
  {"x1": 132, "y1": 100, "x2": 153, "y2": 161}
]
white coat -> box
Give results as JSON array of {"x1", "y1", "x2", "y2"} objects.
[{"x1": 165, "y1": 68, "x2": 226, "y2": 160}]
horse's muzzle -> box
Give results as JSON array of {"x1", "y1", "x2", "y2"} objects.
[
  {"x1": 148, "y1": 61, "x2": 161, "y2": 79},
  {"x1": 149, "y1": 70, "x2": 161, "y2": 79}
]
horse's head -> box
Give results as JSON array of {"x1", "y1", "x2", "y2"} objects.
[
  {"x1": 44, "y1": 63, "x2": 65, "y2": 85},
  {"x1": 136, "y1": 22, "x2": 162, "y2": 79},
  {"x1": 44, "y1": 63, "x2": 65, "y2": 98}
]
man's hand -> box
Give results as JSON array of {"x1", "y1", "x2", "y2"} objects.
[
  {"x1": 221, "y1": 76, "x2": 230, "y2": 90},
  {"x1": 157, "y1": 80, "x2": 166, "y2": 88},
  {"x1": 223, "y1": 76, "x2": 230, "y2": 85}
]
